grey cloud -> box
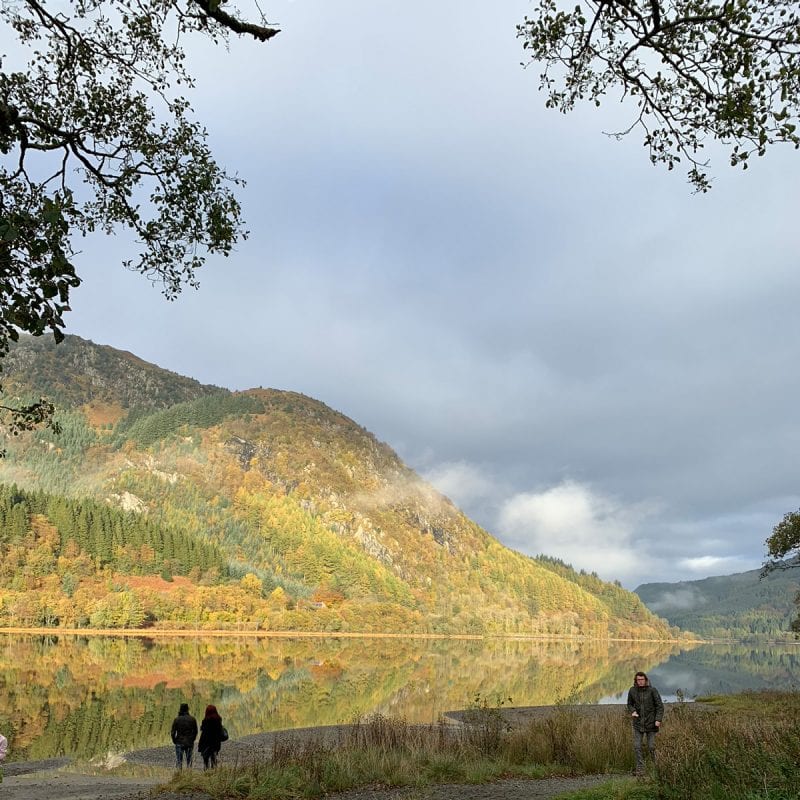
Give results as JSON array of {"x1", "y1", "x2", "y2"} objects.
[{"x1": 66, "y1": 0, "x2": 800, "y2": 590}]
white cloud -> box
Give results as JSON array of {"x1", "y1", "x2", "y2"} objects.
[
  {"x1": 679, "y1": 555, "x2": 749, "y2": 573},
  {"x1": 423, "y1": 461, "x2": 497, "y2": 508},
  {"x1": 495, "y1": 480, "x2": 652, "y2": 582}
]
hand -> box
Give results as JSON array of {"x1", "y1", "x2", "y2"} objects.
[
  {"x1": 655, "y1": 721, "x2": 661, "y2": 727},
  {"x1": 631, "y1": 711, "x2": 639, "y2": 717}
]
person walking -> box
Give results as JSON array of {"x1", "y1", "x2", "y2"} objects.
[
  {"x1": 170, "y1": 702, "x2": 198, "y2": 769},
  {"x1": 626, "y1": 670, "x2": 664, "y2": 775},
  {"x1": 198, "y1": 704, "x2": 225, "y2": 770}
]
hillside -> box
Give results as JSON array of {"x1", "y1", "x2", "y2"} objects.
[
  {"x1": 2, "y1": 334, "x2": 223, "y2": 418},
  {"x1": 635, "y1": 566, "x2": 799, "y2": 639},
  {"x1": 0, "y1": 335, "x2": 678, "y2": 638}
]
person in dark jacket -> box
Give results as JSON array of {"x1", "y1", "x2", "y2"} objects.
[
  {"x1": 626, "y1": 671, "x2": 664, "y2": 775},
  {"x1": 198, "y1": 704, "x2": 224, "y2": 770},
  {"x1": 170, "y1": 703, "x2": 198, "y2": 769}
]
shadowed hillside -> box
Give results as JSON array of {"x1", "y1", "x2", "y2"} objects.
[
  {"x1": 636, "y1": 566, "x2": 799, "y2": 639},
  {"x1": 2, "y1": 334, "x2": 223, "y2": 422},
  {"x1": 0, "y1": 335, "x2": 678, "y2": 638}
]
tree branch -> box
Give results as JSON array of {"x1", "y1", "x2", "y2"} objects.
[{"x1": 190, "y1": 0, "x2": 280, "y2": 42}]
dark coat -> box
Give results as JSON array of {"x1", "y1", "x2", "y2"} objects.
[
  {"x1": 626, "y1": 684, "x2": 664, "y2": 732},
  {"x1": 171, "y1": 711, "x2": 198, "y2": 747},
  {"x1": 198, "y1": 716, "x2": 224, "y2": 755}
]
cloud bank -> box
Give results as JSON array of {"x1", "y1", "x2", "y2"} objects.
[{"x1": 494, "y1": 480, "x2": 651, "y2": 582}]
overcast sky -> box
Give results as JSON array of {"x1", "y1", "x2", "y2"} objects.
[{"x1": 57, "y1": 0, "x2": 800, "y2": 589}]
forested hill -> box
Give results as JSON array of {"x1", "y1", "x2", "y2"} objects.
[
  {"x1": 635, "y1": 566, "x2": 799, "y2": 640},
  {"x1": 2, "y1": 334, "x2": 223, "y2": 415},
  {"x1": 0, "y1": 334, "x2": 678, "y2": 638}
]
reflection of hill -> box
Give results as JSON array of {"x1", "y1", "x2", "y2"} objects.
[
  {"x1": 0, "y1": 634, "x2": 687, "y2": 760},
  {"x1": 644, "y1": 643, "x2": 800, "y2": 698}
]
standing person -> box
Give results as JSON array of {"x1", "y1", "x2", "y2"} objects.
[
  {"x1": 170, "y1": 702, "x2": 198, "y2": 769},
  {"x1": 626, "y1": 671, "x2": 664, "y2": 775},
  {"x1": 0, "y1": 730, "x2": 7, "y2": 784},
  {"x1": 198, "y1": 704, "x2": 225, "y2": 770}
]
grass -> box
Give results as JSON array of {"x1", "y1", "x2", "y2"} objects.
[
  {"x1": 696, "y1": 688, "x2": 800, "y2": 716},
  {"x1": 161, "y1": 691, "x2": 800, "y2": 800},
  {"x1": 651, "y1": 692, "x2": 800, "y2": 800},
  {"x1": 552, "y1": 779, "x2": 656, "y2": 800}
]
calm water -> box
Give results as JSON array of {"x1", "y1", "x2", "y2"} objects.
[{"x1": 0, "y1": 633, "x2": 797, "y2": 761}]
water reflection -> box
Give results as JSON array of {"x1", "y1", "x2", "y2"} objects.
[
  {"x1": 649, "y1": 642, "x2": 800, "y2": 698},
  {"x1": 599, "y1": 641, "x2": 800, "y2": 703},
  {"x1": 0, "y1": 634, "x2": 796, "y2": 761}
]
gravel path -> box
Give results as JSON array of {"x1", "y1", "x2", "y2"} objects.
[
  {"x1": 0, "y1": 771, "x2": 614, "y2": 800},
  {"x1": 322, "y1": 775, "x2": 615, "y2": 800}
]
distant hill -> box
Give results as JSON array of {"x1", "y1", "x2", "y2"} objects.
[
  {"x1": 0, "y1": 334, "x2": 678, "y2": 638},
  {"x1": 635, "y1": 565, "x2": 800, "y2": 639}
]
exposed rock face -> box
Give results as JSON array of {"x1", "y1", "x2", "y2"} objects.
[
  {"x1": 352, "y1": 523, "x2": 394, "y2": 568},
  {"x1": 225, "y1": 436, "x2": 260, "y2": 469},
  {"x1": 143, "y1": 456, "x2": 179, "y2": 485},
  {"x1": 110, "y1": 491, "x2": 147, "y2": 513}
]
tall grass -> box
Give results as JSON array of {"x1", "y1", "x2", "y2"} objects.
[
  {"x1": 653, "y1": 692, "x2": 800, "y2": 800},
  {"x1": 556, "y1": 691, "x2": 800, "y2": 800},
  {"x1": 163, "y1": 691, "x2": 800, "y2": 800},
  {"x1": 166, "y1": 709, "x2": 627, "y2": 799}
]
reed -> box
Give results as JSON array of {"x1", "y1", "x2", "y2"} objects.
[
  {"x1": 652, "y1": 693, "x2": 800, "y2": 800},
  {"x1": 553, "y1": 691, "x2": 800, "y2": 800},
  {"x1": 163, "y1": 691, "x2": 800, "y2": 800},
  {"x1": 165, "y1": 710, "x2": 623, "y2": 798}
]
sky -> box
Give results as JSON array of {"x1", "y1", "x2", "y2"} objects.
[{"x1": 28, "y1": 0, "x2": 800, "y2": 590}]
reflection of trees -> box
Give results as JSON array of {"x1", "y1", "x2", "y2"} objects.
[
  {"x1": 650, "y1": 643, "x2": 800, "y2": 697},
  {"x1": 0, "y1": 634, "x2": 689, "y2": 759}
]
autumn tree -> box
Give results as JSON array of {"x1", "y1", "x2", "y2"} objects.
[
  {"x1": 764, "y1": 508, "x2": 800, "y2": 632},
  {"x1": 0, "y1": 0, "x2": 279, "y2": 432},
  {"x1": 518, "y1": 1, "x2": 800, "y2": 191}
]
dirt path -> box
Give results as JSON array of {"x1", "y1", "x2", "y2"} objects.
[
  {"x1": 1, "y1": 767, "x2": 164, "y2": 800},
  {"x1": 1, "y1": 768, "x2": 613, "y2": 800}
]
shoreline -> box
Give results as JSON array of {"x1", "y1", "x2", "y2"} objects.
[
  {"x1": 0, "y1": 702, "x2": 721, "y2": 800},
  {"x1": 0, "y1": 626, "x2": 697, "y2": 643}
]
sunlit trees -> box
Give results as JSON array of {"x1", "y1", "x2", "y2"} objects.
[{"x1": 90, "y1": 590, "x2": 146, "y2": 628}]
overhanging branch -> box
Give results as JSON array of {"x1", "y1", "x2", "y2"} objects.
[{"x1": 191, "y1": 0, "x2": 280, "y2": 41}]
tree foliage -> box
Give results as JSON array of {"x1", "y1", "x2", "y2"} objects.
[
  {"x1": 765, "y1": 509, "x2": 800, "y2": 567},
  {"x1": 0, "y1": 0, "x2": 278, "y2": 432},
  {"x1": 764, "y1": 508, "x2": 800, "y2": 633},
  {"x1": 638, "y1": 567, "x2": 798, "y2": 639},
  {"x1": 518, "y1": 1, "x2": 800, "y2": 190}
]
